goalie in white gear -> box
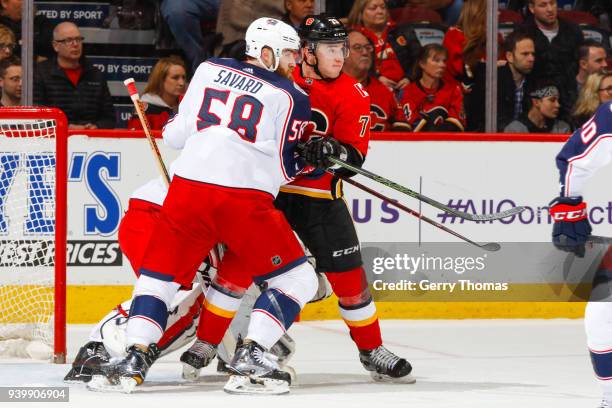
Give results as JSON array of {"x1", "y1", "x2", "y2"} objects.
[{"x1": 63, "y1": 174, "x2": 222, "y2": 382}]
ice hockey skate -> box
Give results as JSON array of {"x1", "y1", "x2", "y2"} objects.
[
  {"x1": 180, "y1": 339, "x2": 217, "y2": 381},
  {"x1": 359, "y1": 345, "x2": 415, "y2": 383},
  {"x1": 87, "y1": 344, "x2": 159, "y2": 393},
  {"x1": 223, "y1": 341, "x2": 292, "y2": 395},
  {"x1": 64, "y1": 341, "x2": 111, "y2": 383}
]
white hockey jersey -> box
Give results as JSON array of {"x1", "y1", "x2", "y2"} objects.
[
  {"x1": 557, "y1": 102, "x2": 612, "y2": 197},
  {"x1": 162, "y1": 57, "x2": 311, "y2": 197}
]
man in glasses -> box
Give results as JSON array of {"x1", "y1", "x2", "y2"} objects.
[
  {"x1": 342, "y1": 29, "x2": 409, "y2": 131},
  {"x1": 34, "y1": 21, "x2": 115, "y2": 129}
]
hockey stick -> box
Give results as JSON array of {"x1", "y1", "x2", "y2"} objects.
[
  {"x1": 327, "y1": 156, "x2": 525, "y2": 222},
  {"x1": 338, "y1": 174, "x2": 500, "y2": 251},
  {"x1": 589, "y1": 235, "x2": 612, "y2": 245},
  {"x1": 124, "y1": 78, "x2": 171, "y2": 185}
]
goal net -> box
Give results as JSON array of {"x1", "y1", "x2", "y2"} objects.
[{"x1": 0, "y1": 107, "x2": 67, "y2": 363}]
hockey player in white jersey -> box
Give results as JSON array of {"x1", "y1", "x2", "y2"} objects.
[
  {"x1": 88, "y1": 17, "x2": 317, "y2": 394},
  {"x1": 550, "y1": 101, "x2": 612, "y2": 407}
]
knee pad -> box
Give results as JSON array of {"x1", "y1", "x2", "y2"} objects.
[
  {"x1": 133, "y1": 275, "x2": 180, "y2": 309},
  {"x1": 265, "y1": 261, "x2": 318, "y2": 308}
]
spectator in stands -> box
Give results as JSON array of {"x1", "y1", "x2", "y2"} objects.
[
  {"x1": 127, "y1": 56, "x2": 186, "y2": 130},
  {"x1": 282, "y1": 0, "x2": 314, "y2": 29},
  {"x1": 561, "y1": 40, "x2": 608, "y2": 120},
  {"x1": 571, "y1": 71, "x2": 612, "y2": 128},
  {"x1": 513, "y1": 0, "x2": 584, "y2": 91},
  {"x1": 400, "y1": 43, "x2": 465, "y2": 132},
  {"x1": 406, "y1": 0, "x2": 464, "y2": 25},
  {"x1": 0, "y1": 24, "x2": 15, "y2": 61},
  {"x1": 343, "y1": 29, "x2": 410, "y2": 131},
  {"x1": 443, "y1": 0, "x2": 497, "y2": 132},
  {"x1": 0, "y1": 0, "x2": 55, "y2": 61},
  {"x1": 160, "y1": 0, "x2": 220, "y2": 75},
  {"x1": 34, "y1": 22, "x2": 115, "y2": 129},
  {"x1": 347, "y1": 0, "x2": 422, "y2": 92},
  {"x1": 215, "y1": 0, "x2": 284, "y2": 55},
  {"x1": 0, "y1": 55, "x2": 20, "y2": 106},
  {"x1": 497, "y1": 31, "x2": 536, "y2": 130},
  {"x1": 504, "y1": 81, "x2": 571, "y2": 133}
]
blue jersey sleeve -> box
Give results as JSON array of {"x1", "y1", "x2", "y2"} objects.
[
  {"x1": 556, "y1": 102, "x2": 612, "y2": 196},
  {"x1": 279, "y1": 82, "x2": 311, "y2": 180}
]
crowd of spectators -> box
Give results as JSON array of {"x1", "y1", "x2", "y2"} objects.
[{"x1": 0, "y1": 0, "x2": 610, "y2": 134}]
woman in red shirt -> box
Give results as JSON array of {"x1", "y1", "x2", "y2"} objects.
[
  {"x1": 347, "y1": 0, "x2": 421, "y2": 92},
  {"x1": 400, "y1": 43, "x2": 465, "y2": 132},
  {"x1": 127, "y1": 56, "x2": 186, "y2": 130}
]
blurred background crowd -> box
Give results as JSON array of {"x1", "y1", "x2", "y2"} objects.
[{"x1": 1, "y1": 0, "x2": 611, "y2": 133}]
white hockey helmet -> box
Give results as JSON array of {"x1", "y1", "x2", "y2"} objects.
[{"x1": 245, "y1": 17, "x2": 300, "y2": 72}]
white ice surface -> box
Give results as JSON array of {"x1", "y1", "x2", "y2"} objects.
[{"x1": 0, "y1": 320, "x2": 600, "y2": 407}]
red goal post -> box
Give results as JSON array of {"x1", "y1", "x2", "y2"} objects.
[{"x1": 0, "y1": 107, "x2": 67, "y2": 363}]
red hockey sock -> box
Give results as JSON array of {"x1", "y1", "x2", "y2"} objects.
[
  {"x1": 196, "y1": 281, "x2": 244, "y2": 345},
  {"x1": 325, "y1": 267, "x2": 383, "y2": 351}
]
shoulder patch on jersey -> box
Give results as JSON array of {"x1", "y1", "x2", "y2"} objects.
[
  {"x1": 354, "y1": 82, "x2": 369, "y2": 98},
  {"x1": 293, "y1": 82, "x2": 308, "y2": 96}
]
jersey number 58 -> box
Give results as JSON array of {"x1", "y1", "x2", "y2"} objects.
[{"x1": 197, "y1": 88, "x2": 264, "y2": 143}]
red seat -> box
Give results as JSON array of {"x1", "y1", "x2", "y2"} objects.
[
  {"x1": 558, "y1": 10, "x2": 599, "y2": 26},
  {"x1": 390, "y1": 6, "x2": 443, "y2": 25},
  {"x1": 498, "y1": 9, "x2": 523, "y2": 24}
]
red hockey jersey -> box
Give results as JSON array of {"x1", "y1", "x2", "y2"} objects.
[
  {"x1": 353, "y1": 23, "x2": 405, "y2": 83},
  {"x1": 365, "y1": 76, "x2": 409, "y2": 131},
  {"x1": 399, "y1": 79, "x2": 465, "y2": 131},
  {"x1": 280, "y1": 67, "x2": 371, "y2": 199}
]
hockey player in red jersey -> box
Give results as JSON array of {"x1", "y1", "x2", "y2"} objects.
[
  {"x1": 400, "y1": 43, "x2": 465, "y2": 132},
  {"x1": 276, "y1": 14, "x2": 413, "y2": 382}
]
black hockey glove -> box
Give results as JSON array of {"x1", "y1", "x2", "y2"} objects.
[
  {"x1": 549, "y1": 196, "x2": 592, "y2": 257},
  {"x1": 301, "y1": 137, "x2": 347, "y2": 169}
]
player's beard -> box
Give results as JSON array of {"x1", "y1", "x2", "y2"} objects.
[{"x1": 276, "y1": 64, "x2": 295, "y2": 81}]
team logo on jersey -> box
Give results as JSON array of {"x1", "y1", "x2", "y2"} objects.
[
  {"x1": 271, "y1": 255, "x2": 282, "y2": 266},
  {"x1": 305, "y1": 18, "x2": 314, "y2": 26},
  {"x1": 310, "y1": 108, "x2": 330, "y2": 135},
  {"x1": 370, "y1": 104, "x2": 388, "y2": 131}
]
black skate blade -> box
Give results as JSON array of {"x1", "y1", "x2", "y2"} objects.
[{"x1": 370, "y1": 371, "x2": 416, "y2": 384}]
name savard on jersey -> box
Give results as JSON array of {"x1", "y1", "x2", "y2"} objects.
[{"x1": 0, "y1": 240, "x2": 122, "y2": 267}]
